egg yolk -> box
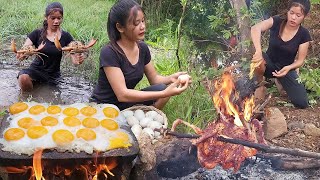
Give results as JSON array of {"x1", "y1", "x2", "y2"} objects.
[
  {"x1": 82, "y1": 117, "x2": 100, "y2": 128},
  {"x1": 4, "y1": 128, "x2": 25, "y2": 141},
  {"x1": 52, "y1": 129, "x2": 74, "y2": 145},
  {"x1": 76, "y1": 128, "x2": 96, "y2": 141},
  {"x1": 80, "y1": 106, "x2": 97, "y2": 116},
  {"x1": 29, "y1": 105, "x2": 46, "y2": 115},
  {"x1": 63, "y1": 117, "x2": 81, "y2": 127},
  {"x1": 108, "y1": 132, "x2": 131, "y2": 150},
  {"x1": 41, "y1": 116, "x2": 58, "y2": 126},
  {"x1": 63, "y1": 107, "x2": 79, "y2": 116},
  {"x1": 101, "y1": 119, "x2": 119, "y2": 130},
  {"x1": 103, "y1": 107, "x2": 119, "y2": 118},
  {"x1": 9, "y1": 102, "x2": 28, "y2": 115},
  {"x1": 47, "y1": 105, "x2": 61, "y2": 114},
  {"x1": 27, "y1": 126, "x2": 48, "y2": 139},
  {"x1": 18, "y1": 117, "x2": 36, "y2": 129}
]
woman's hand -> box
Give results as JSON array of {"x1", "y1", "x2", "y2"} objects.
[
  {"x1": 169, "y1": 72, "x2": 192, "y2": 84},
  {"x1": 252, "y1": 51, "x2": 263, "y2": 63},
  {"x1": 169, "y1": 72, "x2": 186, "y2": 83},
  {"x1": 71, "y1": 53, "x2": 85, "y2": 65},
  {"x1": 164, "y1": 78, "x2": 189, "y2": 97},
  {"x1": 272, "y1": 66, "x2": 290, "y2": 77}
]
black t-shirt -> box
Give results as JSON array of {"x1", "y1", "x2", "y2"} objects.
[
  {"x1": 28, "y1": 29, "x2": 73, "y2": 75},
  {"x1": 91, "y1": 41, "x2": 151, "y2": 105},
  {"x1": 267, "y1": 16, "x2": 312, "y2": 68}
]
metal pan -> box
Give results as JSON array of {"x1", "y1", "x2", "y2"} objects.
[{"x1": 0, "y1": 112, "x2": 139, "y2": 166}]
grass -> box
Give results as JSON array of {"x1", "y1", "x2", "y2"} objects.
[{"x1": 0, "y1": 0, "x2": 216, "y2": 132}]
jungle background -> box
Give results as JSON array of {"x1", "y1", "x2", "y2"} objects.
[{"x1": 0, "y1": 0, "x2": 319, "y2": 152}]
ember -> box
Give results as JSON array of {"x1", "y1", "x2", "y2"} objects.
[
  {"x1": 172, "y1": 71, "x2": 266, "y2": 172},
  {"x1": 3, "y1": 150, "x2": 121, "y2": 180}
]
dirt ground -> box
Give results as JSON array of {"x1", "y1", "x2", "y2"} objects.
[{"x1": 265, "y1": 95, "x2": 320, "y2": 153}]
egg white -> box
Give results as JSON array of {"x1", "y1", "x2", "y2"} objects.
[{"x1": 0, "y1": 102, "x2": 134, "y2": 155}]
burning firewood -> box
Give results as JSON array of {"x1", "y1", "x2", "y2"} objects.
[{"x1": 171, "y1": 71, "x2": 267, "y2": 172}]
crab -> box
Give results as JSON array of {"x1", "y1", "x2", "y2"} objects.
[
  {"x1": 54, "y1": 34, "x2": 97, "y2": 54},
  {"x1": 11, "y1": 39, "x2": 47, "y2": 62}
]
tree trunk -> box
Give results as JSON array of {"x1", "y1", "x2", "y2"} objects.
[{"x1": 229, "y1": 0, "x2": 251, "y2": 55}]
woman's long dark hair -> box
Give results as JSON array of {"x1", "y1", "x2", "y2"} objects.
[
  {"x1": 279, "y1": 0, "x2": 310, "y2": 36},
  {"x1": 40, "y1": 2, "x2": 64, "y2": 41},
  {"x1": 107, "y1": 0, "x2": 143, "y2": 55}
]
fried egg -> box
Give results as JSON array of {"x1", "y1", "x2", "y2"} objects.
[
  {"x1": 0, "y1": 102, "x2": 133, "y2": 155},
  {"x1": 9, "y1": 102, "x2": 28, "y2": 115},
  {"x1": 101, "y1": 104, "x2": 120, "y2": 118},
  {"x1": 47, "y1": 105, "x2": 61, "y2": 115},
  {"x1": 101, "y1": 118, "x2": 119, "y2": 131}
]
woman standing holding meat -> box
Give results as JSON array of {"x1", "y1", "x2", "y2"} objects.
[{"x1": 251, "y1": 0, "x2": 312, "y2": 108}]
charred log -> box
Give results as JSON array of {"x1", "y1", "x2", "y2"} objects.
[{"x1": 130, "y1": 138, "x2": 200, "y2": 180}]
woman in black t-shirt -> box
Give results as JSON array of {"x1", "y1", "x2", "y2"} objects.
[
  {"x1": 90, "y1": 0, "x2": 191, "y2": 110},
  {"x1": 17, "y1": 2, "x2": 84, "y2": 91},
  {"x1": 251, "y1": 0, "x2": 312, "y2": 108}
]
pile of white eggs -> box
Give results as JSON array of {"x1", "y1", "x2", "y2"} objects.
[{"x1": 122, "y1": 109, "x2": 167, "y2": 140}]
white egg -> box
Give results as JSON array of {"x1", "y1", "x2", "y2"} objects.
[
  {"x1": 145, "y1": 111, "x2": 158, "y2": 119},
  {"x1": 178, "y1": 74, "x2": 190, "y2": 84},
  {"x1": 140, "y1": 117, "x2": 152, "y2": 128},
  {"x1": 131, "y1": 124, "x2": 142, "y2": 138},
  {"x1": 154, "y1": 131, "x2": 161, "y2": 138},
  {"x1": 147, "y1": 121, "x2": 162, "y2": 130},
  {"x1": 126, "y1": 116, "x2": 139, "y2": 127},
  {"x1": 122, "y1": 110, "x2": 134, "y2": 118},
  {"x1": 142, "y1": 128, "x2": 154, "y2": 139},
  {"x1": 154, "y1": 114, "x2": 164, "y2": 125},
  {"x1": 134, "y1": 109, "x2": 145, "y2": 120}
]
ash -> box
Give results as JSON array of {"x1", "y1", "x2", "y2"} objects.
[{"x1": 161, "y1": 156, "x2": 320, "y2": 180}]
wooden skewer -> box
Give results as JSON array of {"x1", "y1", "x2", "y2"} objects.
[{"x1": 155, "y1": 128, "x2": 320, "y2": 159}]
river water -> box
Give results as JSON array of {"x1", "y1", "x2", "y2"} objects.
[{"x1": 0, "y1": 54, "x2": 94, "y2": 108}]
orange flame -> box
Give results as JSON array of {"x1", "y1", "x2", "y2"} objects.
[
  {"x1": 33, "y1": 149, "x2": 44, "y2": 180},
  {"x1": 2, "y1": 154, "x2": 118, "y2": 179},
  {"x1": 212, "y1": 72, "x2": 255, "y2": 126},
  {"x1": 243, "y1": 97, "x2": 255, "y2": 122}
]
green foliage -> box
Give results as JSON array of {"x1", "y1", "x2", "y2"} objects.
[
  {"x1": 299, "y1": 61, "x2": 320, "y2": 101},
  {"x1": 146, "y1": 19, "x2": 177, "y2": 49},
  {"x1": 311, "y1": 0, "x2": 320, "y2": 4},
  {"x1": 0, "y1": 109, "x2": 5, "y2": 118}
]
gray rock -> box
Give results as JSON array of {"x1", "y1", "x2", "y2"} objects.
[
  {"x1": 304, "y1": 123, "x2": 320, "y2": 137},
  {"x1": 263, "y1": 107, "x2": 288, "y2": 140},
  {"x1": 288, "y1": 121, "x2": 305, "y2": 130}
]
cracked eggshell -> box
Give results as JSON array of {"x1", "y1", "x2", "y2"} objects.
[
  {"x1": 134, "y1": 109, "x2": 145, "y2": 120},
  {"x1": 122, "y1": 110, "x2": 134, "y2": 118},
  {"x1": 145, "y1": 111, "x2": 158, "y2": 119},
  {"x1": 142, "y1": 128, "x2": 154, "y2": 139},
  {"x1": 131, "y1": 124, "x2": 142, "y2": 138},
  {"x1": 147, "y1": 121, "x2": 162, "y2": 130},
  {"x1": 140, "y1": 117, "x2": 152, "y2": 128},
  {"x1": 126, "y1": 116, "x2": 139, "y2": 127}
]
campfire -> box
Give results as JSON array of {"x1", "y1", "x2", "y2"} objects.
[
  {"x1": 2, "y1": 149, "x2": 125, "y2": 180},
  {"x1": 171, "y1": 71, "x2": 267, "y2": 172}
]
